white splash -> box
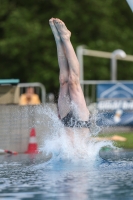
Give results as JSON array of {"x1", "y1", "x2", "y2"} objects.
[{"x1": 39, "y1": 105, "x2": 114, "y2": 162}]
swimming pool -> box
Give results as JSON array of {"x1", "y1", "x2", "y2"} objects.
[{"x1": 0, "y1": 105, "x2": 133, "y2": 200}]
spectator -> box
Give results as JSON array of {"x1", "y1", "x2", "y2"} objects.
[{"x1": 19, "y1": 87, "x2": 41, "y2": 105}]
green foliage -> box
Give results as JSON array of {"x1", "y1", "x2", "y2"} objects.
[{"x1": 0, "y1": 0, "x2": 133, "y2": 94}]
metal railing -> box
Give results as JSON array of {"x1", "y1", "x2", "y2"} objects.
[
  {"x1": 80, "y1": 80, "x2": 133, "y2": 104},
  {"x1": 76, "y1": 46, "x2": 133, "y2": 81},
  {"x1": 76, "y1": 46, "x2": 133, "y2": 103}
]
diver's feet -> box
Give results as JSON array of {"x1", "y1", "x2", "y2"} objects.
[
  {"x1": 49, "y1": 18, "x2": 61, "y2": 42},
  {"x1": 54, "y1": 18, "x2": 71, "y2": 41}
]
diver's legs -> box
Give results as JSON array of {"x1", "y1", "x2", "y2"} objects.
[
  {"x1": 49, "y1": 18, "x2": 70, "y2": 118},
  {"x1": 54, "y1": 18, "x2": 90, "y2": 120}
]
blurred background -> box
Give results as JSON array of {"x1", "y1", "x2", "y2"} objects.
[{"x1": 0, "y1": 0, "x2": 133, "y2": 97}]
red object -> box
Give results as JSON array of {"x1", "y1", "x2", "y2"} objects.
[
  {"x1": 5, "y1": 150, "x2": 18, "y2": 155},
  {"x1": 25, "y1": 128, "x2": 38, "y2": 154}
]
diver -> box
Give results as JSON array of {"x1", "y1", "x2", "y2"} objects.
[{"x1": 49, "y1": 18, "x2": 91, "y2": 138}]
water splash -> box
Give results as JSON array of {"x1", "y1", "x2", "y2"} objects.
[{"x1": 39, "y1": 106, "x2": 114, "y2": 163}]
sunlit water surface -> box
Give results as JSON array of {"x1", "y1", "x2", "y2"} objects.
[{"x1": 0, "y1": 106, "x2": 133, "y2": 200}]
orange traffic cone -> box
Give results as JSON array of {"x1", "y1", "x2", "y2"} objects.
[{"x1": 25, "y1": 128, "x2": 38, "y2": 154}]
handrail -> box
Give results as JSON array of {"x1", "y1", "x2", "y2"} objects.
[
  {"x1": 76, "y1": 46, "x2": 133, "y2": 82},
  {"x1": 80, "y1": 80, "x2": 133, "y2": 85},
  {"x1": 83, "y1": 49, "x2": 133, "y2": 61}
]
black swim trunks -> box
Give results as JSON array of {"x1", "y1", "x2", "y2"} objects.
[{"x1": 61, "y1": 111, "x2": 91, "y2": 128}]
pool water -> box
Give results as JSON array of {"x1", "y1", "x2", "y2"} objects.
[{"x1": 0, "y1": 150, "x2": 133, "y2": 200}]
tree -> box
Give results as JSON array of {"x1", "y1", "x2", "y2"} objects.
[{"x1": 0, "y1": 0, "x2": 133, "y2": 95}]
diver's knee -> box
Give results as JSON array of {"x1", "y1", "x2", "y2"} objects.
[
  {"x1": 68, "y1": 74, "x2": 79, "y2": 87},
  {"x1": 59, "y1": 75, "x2": 68, "y2": 86}
]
